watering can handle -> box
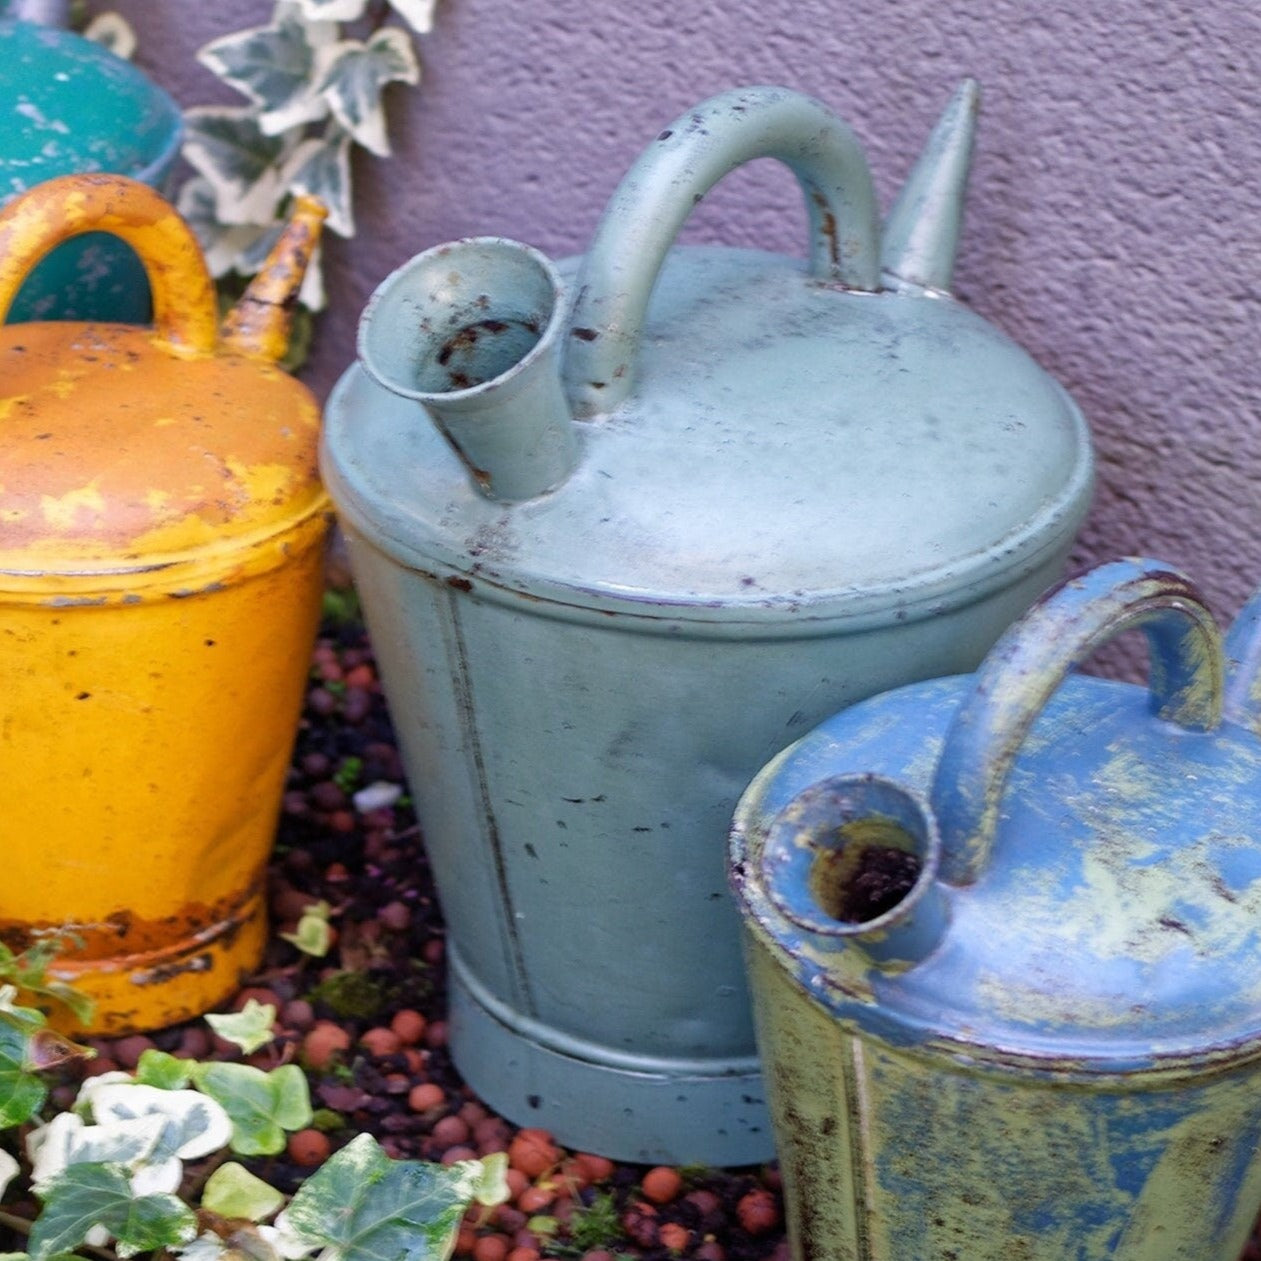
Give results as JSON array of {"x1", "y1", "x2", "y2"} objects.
[
  {"x1": 0, "y1": 173, "x2": 219, "y2": 356},
  {"x1": 930, "y1": 558, "x2": 1224, "y2": 886},
  {"x1": 563, "y1": 86, "x2": 882, "y2": 418}
]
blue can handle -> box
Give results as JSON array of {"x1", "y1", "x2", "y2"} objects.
[
  {"x1": 931, "y1": 558, "x2": 1224, "y2": 887},
  {"x1": 563, "y1": 86, "x2": 882, "y2": 418}
]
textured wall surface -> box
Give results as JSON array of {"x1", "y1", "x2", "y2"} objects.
[{"x1": 108, "y1": 0, "x2": 1261, "y2": 628}]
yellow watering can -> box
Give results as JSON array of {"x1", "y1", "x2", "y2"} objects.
[{"x1": 0, "y1": 174, "x2": 329, "y2": 1034}]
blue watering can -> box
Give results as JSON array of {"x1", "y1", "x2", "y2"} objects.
[
  {"x1": 321, "y1": 82, "x2": 1094, "y2": 1163},
  {"x1": 732, "y1": 557, "x2": 1261, "y2": 1258}
]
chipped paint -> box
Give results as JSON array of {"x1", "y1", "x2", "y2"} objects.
[
  {"x1": 732, "y1": 560, "x2": 1261, "y2": 1257},
  {"x1": 0, "y1": 175, "x2": 329, "y2": 1034}
]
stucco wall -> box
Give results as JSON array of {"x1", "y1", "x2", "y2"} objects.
[{"x1": 109, "y1": 0, "x2": 1261, "y2": 627}]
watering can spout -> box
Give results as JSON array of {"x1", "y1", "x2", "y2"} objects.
[
  {"x1": 357, "y1": 237, "x2": 578, "y2": 502},
  {"x1": 220, "y1": 196, "x2": 328, "y2": 362},
  {"x1": 881, "y1": 79, "x2": 979, "y2": 294}
]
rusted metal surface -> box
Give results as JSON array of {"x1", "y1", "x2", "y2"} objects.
[
  {"x1": 0, "y1": 174, "x2": 328, "y2": 1034},
  {"x1": 731, "y1": 558, "x2": 1261, "y2": 1258}
]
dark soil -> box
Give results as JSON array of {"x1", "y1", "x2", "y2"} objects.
[{"x1": 19, "y1": 612, "x2": 1261, "y2": 1261}]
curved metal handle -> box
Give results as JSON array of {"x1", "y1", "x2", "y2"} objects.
[
  {"x1": 563, "y1": 86, "x2": 881, "y2": 418},
  {"x1": 0, "y1": 173, "x2": 218, "y2": 356},
  {"x1": 931, "y1": 559, "x2": 1224, "y2": 887}
]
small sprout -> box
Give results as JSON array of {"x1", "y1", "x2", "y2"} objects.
[
  {"x1": 206, "y1": 1000, "x2": 279, "y2": 1054},
  {"x1": 280, "y1": 903, "x2": 333, "y2": 958}
]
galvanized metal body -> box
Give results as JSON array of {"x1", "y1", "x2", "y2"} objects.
[
  {"x1": 0, "y1": 19, "x2": 182, "y2": 323},
  {"x1": 731, "y1": 559, "x2": 1261, "y2": 1258},
  {"x1": 0, "y1": 175, "x2": 328, "y2": 1034},
  {"x1": 322, "y1": 83, "x2": 1094, "y2": 1163}
]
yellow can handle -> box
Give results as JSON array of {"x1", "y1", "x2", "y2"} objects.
[{"x1": 0, "y1": 173, "x2": 219, "y2": 355}]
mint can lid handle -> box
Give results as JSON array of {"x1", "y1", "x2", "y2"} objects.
[{"x1": 563, "y1": 86, "x2": 882, "y2": 419}]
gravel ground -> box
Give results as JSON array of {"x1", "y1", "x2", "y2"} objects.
[{"x1": 34, "y1": 613, "x2": 1261, "y2": 1261}]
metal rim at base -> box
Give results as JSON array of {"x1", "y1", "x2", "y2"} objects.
[{"x1": 447, "y1": 946, "x2": 775, "y2": 1166}]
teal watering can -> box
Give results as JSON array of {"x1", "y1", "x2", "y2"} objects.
[
  {"x1": 321, "y1": 82, "x2": 1095, "y2": 1163},
  {"x1": 0, "y1": 13, "x2": 182, "y2": 322},
  {"x1": 732, "y1": 558, "x2": 1261, "y2": 1258}
]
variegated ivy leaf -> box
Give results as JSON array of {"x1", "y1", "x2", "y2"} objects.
[
  {"x1": 276, "y1": 1135, "x2": 508, "y2": 1261},
  {"x1": 182, "y1": 108, "x2": 299, "y2": 226},
  {"x1": 282, "y1": 126, "x2": 354, "y2": 238},
  {"x1": 82, "y1": 12, "x2": 136, "y2": 59},
  {"x1": 197, "y1": 6, "x2": 336, "y2": 137},
  {"x1": 295, "y1": 0, "x2": 366, "y2": 20},
  {"x1": 28, "y1": 1162, "x2": 197, "y2": 1261},
  {"x1": 386, "y1": 0, "x2": 436, "y2": 34},
  {"x1": 88, "y1": 1083, "x2": 234, "y2": 1165},
  {"x1": 314, "y1": 27, "x2": 419, "y2": 158},
  {"x1": 0, "y1": 1148, "x2": 20, "y2": 1202},
  {"x1": 176, "y1": 178, "x2": 274, "y2": 279},
  {"x1": 26, "y1": 1111, "x2": 165, "y2": 1193}
]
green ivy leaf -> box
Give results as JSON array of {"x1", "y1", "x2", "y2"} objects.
[
  {"x1": 314, "y1": 28, "x2": 419, "y2": 157},
  {"x1": 0, "y1": 1010, "x2": 48, "y2": 1127},
  {"x1": 182, "y1": 108, "x2": 298, "y2": 225},
  {"x1": 134, "y1": 1049, "x2": 191, "y2": 1091},
  {"x1": 205, "y1": 1001, "x2": 278, "y2": 1055},
  {"x1": 198, "y1": 7, "x2": 335, "y2": 136},
  {"x1": 278, "y1": 901, "x2": 334, "y2": 958},
  {"x1": 29, "y1": 1162, "x2": 197, "y2": 1261},
  {"x1": 189, "y1": 1063, "x2": 312, "y2": 1157},
  {"x1": 277, "y1": 1136, "x2": 507, "y2": 1261},
  {"x1": 201, "y1": 1162, "x2": 286, "y2": 1223}
]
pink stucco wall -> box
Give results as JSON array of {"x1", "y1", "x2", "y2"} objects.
[{"x1": 110, "y1": 0, "x2": 1261, "y2": 627}]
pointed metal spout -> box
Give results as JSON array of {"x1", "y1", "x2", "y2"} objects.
[
  {"x1": 357, "y1": 237, "x2": 578, "y2": 503},
  {"x1": 881, "y1": 79, "x2": 980, "y2": 295},
  {"x1": 220, "y1": 196, "x2": 327, "y2": 362}
]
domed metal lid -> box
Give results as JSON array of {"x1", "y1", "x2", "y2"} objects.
[
  {"x1": 0, "y1": 19, "x2": 181, "y2": 197},
  {"x1": 0, "y1": 177, "x2": 327, "y2": 585},
  {"x1": 323, "y1": 84, "x2": 1093, "y2": 628},
  {"x1": 731, "y1": 560, "x2": 1261, "y2": 1075}
]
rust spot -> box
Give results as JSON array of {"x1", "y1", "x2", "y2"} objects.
[
  {"x1": 657, "y1": 129, "x2": 674, "y2": 141},
  {"x1": 571, "y1": 327, "x2": 599, "y2": 342},
  {"x1": 446, "y1": 576, "x2": 473, "y2": 592},
  {"x1": 1159, "y1": 916, "x2": 1191, "y2": 934}
]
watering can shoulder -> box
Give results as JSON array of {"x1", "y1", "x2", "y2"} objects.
[
  {"x1": 0, "y1": 321, "x2": 324, "y2": 571},
  {"x1": 737, "y1": 672, "x2": 1261, "y2": 1069},
  {"x1": 0, "y1": 19, "x2": 181, "y2": 194},
  {"x1": 324, "y1": 245, "x2": 1093, "y2": 621}
]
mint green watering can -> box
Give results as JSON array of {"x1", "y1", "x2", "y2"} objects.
[{"x1": 321, "y1": 82, "x2": 1095, "y2": 1163}]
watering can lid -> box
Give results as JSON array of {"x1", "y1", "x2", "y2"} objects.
[
  {"x1": 325, "y1": 85, "x2": 1094, "y2": 625},
  {"x1": 732, "y1": 560, "x2": 1261, "y2": 1075},
  {"x1": 0, "y1": 19, "x2": 182, "y2": 199},
  {"x1": 0, "y1": 177, "x2": 327, "y2": 578}
]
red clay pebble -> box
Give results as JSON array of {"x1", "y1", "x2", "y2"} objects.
[
  {"x1": 379, "y1": 900, "x2": 412, "y2": 930},
  {"x1": 641, "y1": 1166, "x2": 683, "y2": 1205},
  {"x1": 233, "y1": 986, "x2": 280, "y2": 1010},
  {"x1": 622, "y1": 1203, "x2": 659, "y2": 1248},
  {"x1": 302, "y1": 1020, "x2": 352, "y2": 1070},
  {"x1": 694, "y1": 1242, "x2": 726, "y2": 1261},
  {"x1": 736, "y1": 1187, "x2": 781, "y2": 1235},
  {"x1": 580, "y1": 1253, "x2": 616, "y2": 1261},
  {"x1": 408, "y1": 1082, "x2": 446, "y2": 1113},
  {"x1": 492, "y1": 1205, "x2": 526, "y2": 1235},
  {"x1": 516, "y1": 1185, "x2": 555, "y2": 1215},
  {"x1": 391, "y1": 1009, "x2": 427, "y2": 1045},
  {"x1": 507, "y1": 1250, "x2": 539, "y2": 1261},
  {"x1": 459, "y1": 1100, "x2": 489, "y2": 1127},
  {"x1": 508, "y1": 1129, "x2": 561, "y2": 1178},
  {"x1": 659, "y1": 1222, "x2": 691, "y2": 1253},
  {"x1": 424, "y1": 1019, "x2": 449, "y2": 1049},
  {"x1": 423, "y1": 937, "x2": 445, "y2": 965},
  {"x1": 455, "y1": 1228, "x2": 477, "y2": 1256},
  {"x1": 472, "y1": 1237, "x2": 509, "y2": 1261},
  {"x1": 344, "y1": 663, "x2": 376, "y2": 690},
  {"x1": 442, "y1": 1145, "x2": 479, "y2": 1165},
  {"x1": 178, "y1": 1026, "x2": 213, "y2": 1059},
  {"x1": 288, "y1": 1128, "x2": 332, "y2": 1167},
  {"x1": 505, "y1": 1168, "x2": 530, "y2": 1200},
  {"x1": 283, "y1": 998, "x2": 315, "y2": 1032},
  {"x1": 111, "y1": 1034, "x2": 154, "y2": 1070},
  {"x1": 433, "y1": 1115, "x2": 472, "y2": 1148},
  {"x1": 359, "y1": 1026, "x2": 402, "y2": 1057},
  {"x1": 574, "y1": 1153, "x2": 615, "y2": 1183}
]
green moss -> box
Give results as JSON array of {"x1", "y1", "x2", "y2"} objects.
[{"x1": 304, "y1": 970, "x2": 387, "y2": 1021}]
